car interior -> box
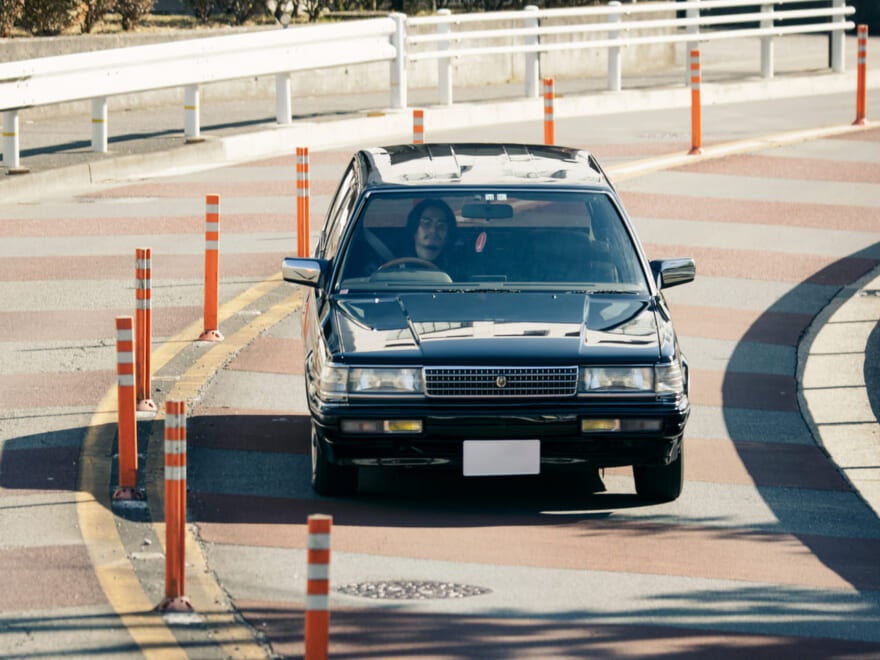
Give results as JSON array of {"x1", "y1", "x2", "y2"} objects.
[{"x1": 337, "y1": 192, "x2": 645, "y2": 290}]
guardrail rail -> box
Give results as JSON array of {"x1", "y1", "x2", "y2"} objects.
[{"x1": 0, "y1": 0, "x2": 855, "y2": 172}]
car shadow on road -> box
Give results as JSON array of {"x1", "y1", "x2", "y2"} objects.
[
  {"x1": 0, "y1": 428, "x2": 82, "y2": 493},
  {"x1": 723, "y1": 244, "x2": 880, "y2": 597},
  {"x1": 237, "y1": 598, "x2": 880, "y2": 659}
]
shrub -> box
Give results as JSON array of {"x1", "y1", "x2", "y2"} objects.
[
  {"x1": 114, "y1": 0, "x2": 153, "y2": 30},
  {"x1": 224, "y1": 0, "x2": 262, "y2": 25},
  {"x1": 20, "y1": 0, "x2": 84, "y2": 35},
  {"x1": 300, "y1": 0, "x2": 323, "y2": 22},
  {"x1": 0, "y1": 0, "x2": 24, "y2": 37},
  {"x1": 184, "y1": 0, "x2": 215, "y2": 23},
  {"x1": 80, "y1": 0, "x2": 113, "y2": 32}
]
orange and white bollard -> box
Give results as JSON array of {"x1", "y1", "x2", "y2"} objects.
[
  {"x1": 543, "y1": 78, "x2": 555, "y2": 146},
  {"x1": 198, "y1": 194, "x2": 223, "y2": 342},
  {"x1": 305, "y1": 514, "x2": 332, "y2": 660},
  {"x1": 112, "y1": 316, "x2": 142, "y2": 501},
  {"x1": 413, "y1": 109, "x2": 425, "y2": 145},
  {"x1": 854, "y1": 25, "x2": 869, "y2": 126},
  {"x1": 297, "y1": 147, "x2": 311, "y2": 258},
  {"x1": 688, "y1": 49, "x2": 703, "y2": 155},
  {"x1": 135, "y1": 248, "x2": 156, "y2": 412},
  {"x1": 157, "y1": 400, "x2": 193, "y2": 612}
]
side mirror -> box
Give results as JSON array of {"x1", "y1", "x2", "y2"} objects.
[
  {"x1": 650, "y1": 258, "x2": 695, "y2": 290},
  {"x1": 282, "y1": 257, "x2": 328, "y2": 287}
]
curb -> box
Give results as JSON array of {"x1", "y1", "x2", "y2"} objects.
[
  {"x1": 76, "y1": 276, "x2": 297, "y2": 658},
  {"x1": 798, "y1": 263, "x2": 880, "y2": 520}
]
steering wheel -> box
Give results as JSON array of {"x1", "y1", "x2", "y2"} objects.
[{"x1": 376, "y1": 257, "x2": 441, "y2": 272}]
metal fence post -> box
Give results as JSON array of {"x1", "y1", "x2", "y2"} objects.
[
  {"x1": 91, "y1": 97, "x2": 108, "y2": 153},
  {"x1": 524, "y1": 5, "x2": 540, "y2": 98},
  {"x1": 184, "y1": 85, "x2": 201, "y2": 142},
  {"x1": 608, "y1": 1, "x2": 622, "y2": 92},
  {"x1": 437, "y1": 9, "x2": 453, "y2": 105},
  {"x1": 831, "y1": 0, "x2": 845, "y2": 73},
  {"x1": 390, "y1": 12, "x2": 408, "y2": 110},
  {"x1": 760, "y1": 2, "x2": 774, "y2": 78},
  {"x1": 2, "y1": 110, "x2": 27, "y2": 173},
  {"x1": 276, "y1": 73, "x2": 292, "y2": 125}
]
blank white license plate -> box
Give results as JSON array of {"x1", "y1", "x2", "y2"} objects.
[{"x1": 462, "y1": 440, "x2": 540, "y2": 477}]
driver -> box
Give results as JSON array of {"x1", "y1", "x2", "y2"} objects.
[{"x1": 406, "y1": 199, "x2": 457, "y2": 268}]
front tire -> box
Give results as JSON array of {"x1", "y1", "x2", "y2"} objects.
[
  {"x1": 633, "y1": 449, "x2": 683, "y2": 502},
  {"x1": 311, "y1": 426, "x2": 358, "y2": 497}
]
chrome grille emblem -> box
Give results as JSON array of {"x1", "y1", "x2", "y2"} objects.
[{"x1": 495, "y1": 375, "x2": 507, "y2": 389}]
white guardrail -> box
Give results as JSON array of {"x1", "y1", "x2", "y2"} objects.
[{"x1": 0, "y1": 0, "x2": 856, "y2": 171}]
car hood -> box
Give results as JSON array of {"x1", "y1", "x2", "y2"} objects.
[{"x1": 332, "y1": 292, "x2": 667, "y2": 364}]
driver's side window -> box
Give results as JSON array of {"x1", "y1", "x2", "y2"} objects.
[
  {"x1": 319, "y1": 164, "x2": 357, "y2": 260},
  {"x1": 339, "y1": 197, "x2": 413, "y2": 281},
  {"x1": 339, "y1": 224, "x2": 395, "y2": 280}
]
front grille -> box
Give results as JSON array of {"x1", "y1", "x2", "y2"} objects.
[{"x1": 424, "y1": 366, "x2": 578, "y2": 398}]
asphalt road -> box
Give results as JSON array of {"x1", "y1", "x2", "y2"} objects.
[{"x1": 1, "y1": 55, "x2": 879, "y2": 659}]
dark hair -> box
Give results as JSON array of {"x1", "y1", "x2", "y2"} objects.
[{"x1": 406, "y1": 199, "x2": 457, "y2": 238}]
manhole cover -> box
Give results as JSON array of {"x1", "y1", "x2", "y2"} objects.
[{"x1": 337, "y1": 580, "x2": 491, "y2": 600}]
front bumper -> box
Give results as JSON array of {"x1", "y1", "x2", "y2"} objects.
[{"x1": 311, "y1": 399, "x2": 688, "y2": 470}]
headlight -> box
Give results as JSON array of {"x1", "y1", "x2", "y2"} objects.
[
  {"x1": 655, "y1": 361, "x2": 684, "y2": 394},
  {"x1": 317, "y1": 363, "x2": 348, "y2": 401},
  {"x1": 313, "y1": 358, "x2": 424, "y2": 401},
  {"x1": 580, "y1": 366, "x2": 654, "y2": 393},
  {"x1": 579, "y1": 363, "x2": 685, "y2": 395},
  {"x1": 348, "y1": 368, "x2": 423, "y2": 395}
]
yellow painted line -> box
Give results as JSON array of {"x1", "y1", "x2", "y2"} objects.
[
  {"x1": 79, "y1": 388, "x2": 188, "y2": 659},
  {"x1": 147, "y1": 285, "x2": 305, "y2": 659},
  {"x1": 77, "y1": 270, "x2": 297, "y2": 659},
  {"x1": 150, "y1": 272, "x2": 285, "y2": 374}
]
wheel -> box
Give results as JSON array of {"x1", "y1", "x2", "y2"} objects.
[
  {"x1": 633, "y1": 449, "x2": 683, "y2": 502},
  {"x1": 311, "y1": 426, "x2": 358, "y2": 497},
  {"x1": 377, "y1": 257, "x2": 441, "y2": 272}
]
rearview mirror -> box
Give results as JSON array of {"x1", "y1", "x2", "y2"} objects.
[{"x1": 461, "y1": 202, "x2": 514, "y2": 220}]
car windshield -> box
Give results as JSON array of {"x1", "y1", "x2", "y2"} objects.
[{"x1": 335, "y1": 190, "x2": 648, "y2": 293}]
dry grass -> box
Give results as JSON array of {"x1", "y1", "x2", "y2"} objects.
[{"x1": 7, "y1": 10, "x2": 287, "y2": 37}]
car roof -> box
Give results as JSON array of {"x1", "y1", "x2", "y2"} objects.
[{"x1": 359, "y1": 143, "x2": 609, "y2": 189}]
